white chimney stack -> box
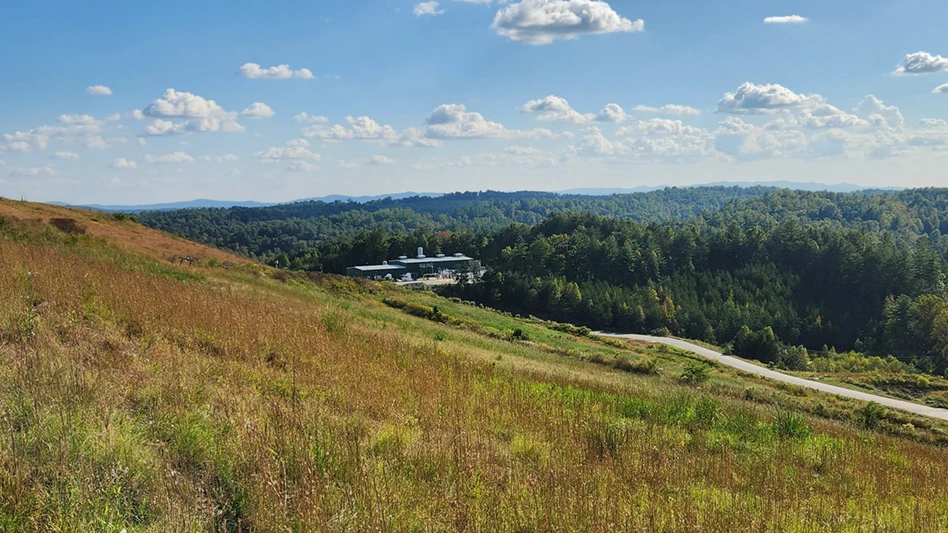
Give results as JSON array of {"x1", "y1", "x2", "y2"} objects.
[{"x1": 417, "y1": 247, "x2": 425, "y2": 258}]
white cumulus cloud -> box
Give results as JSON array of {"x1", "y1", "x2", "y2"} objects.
[
  {"x1": 286, "y1": 161, "x2": 319, "y2": 172},
  {"x1": 520, "y1": 95, "x2": 593, "y2": 123},
  {"x1": 853, "y1": 95, "x2": 904, "y2": 129},
  {"x1": 706, "y1": 93, "x2": 948, "y2": 162},
  {"x1": 237, "y1": 63, "x2": 315, "y2": 79},
  {"x1": 11, "y1": 166, "x2": 57, "y2": 177},
  {"x1": 714, "y1": 126, "x2": 808, "y2": 161},
  {"x1": 414, "y1": 1, "x2": 445, "y2": 16},
  {"x1": 111, "y1": 158, "x2": 137, "y2": 169},
  {"x1": 140, "y1": 90, "x2": 247, "y2": 135},
  {"x1": 143, "y1": 152, "x2": 194, "y2": 164},
  {"x1": 717, "y1": 82, "x2": 811, "y2": 114},
  {"x1": 368, "y1": 155, "x2": 396, "y2": 165},
  {"x1": 566, "y1": 127, "x2": 629, "y2": 157},
  {"x1": 295, "y1": 113, "x2": 329, "y2": 124},
  {"x1": 58, "y1": 114, "x2": 101, "y2": 126},
  {"x1": 201, "y1": 154, "x2": 239, "y2": 163},
  {"x1": 617, "y1": 118, "x2": 706, "y2": 137},
  {"x1": 492, "y1": 0, "x2": 644, "y2": 44},
  {"x1": 256, "y1": 139, "x2": 321, "y2": 162},
  {"x1": 304, "y1": 116, "x2": 442, "y2": 147},
  {"x1": 0, "y1": 114, "x2": 117, "y2": 152},
  {"x1": 933, "y1": 83, "x2": 948, "y2": 94},
  {"x1": 142, "y1": 118, "x2": 242, "y2": 136},
  {"x1": 594, "y1": 103, "x2": 627, "y2": 122},
  {"x1": 2, "y1": 114, "x2": 117, "y2": 151},
  {"x1": 632, "y1": 104, "x2": 701, "y2": 116},
  {"x1": 84, "y1": 136, "x2": 110, "y2": 150},
  {"x1": 7, "y1": 141, "x2": 32, "y2": 152},
  {"x1": 764, "y1": 15, "x2": 808, "y2": 24},
  {"x1": 305, "y1": 116, "x2": 404, "y2": 143},
  {"x1": 240, "y1": 102, "x2": 275, "y2": 119},
  {"x1": 765, "y1": 104, "x2": 870, "y2": 130},
  {"x1": 426, "y1": 103, "x2": 553, "y2": 139},
  {"x1": 87, "y1": 85, "x2": 113, "y2": 96},
  {"x1": 894, "y1": 52, "x2": 948, "y2": 76},
  {"x1": 52, "y1": 151, "x2": 79, "y2": 160},
  {"x1": 144, "y1": 89, "x2": 232, "y2": 119}
]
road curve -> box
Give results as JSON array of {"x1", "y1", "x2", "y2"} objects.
[{"x1": 596, "y1": 332, "x2": 948, "y2": 422}]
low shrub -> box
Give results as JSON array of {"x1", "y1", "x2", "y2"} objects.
[
  {"x1": 549, "y1": 322, "x2": 592, "y2": 337},
  {"x1": 111, "y1": 212, "x2": 139, "y2": 223},
  {"x1": 383, "y1": 297, "x2": 465, "y2": 327},
  {"x1": 612, "y1": 356, "x2": 659, "y2": 375},
  {"x1": 49, "y1": 217, "x2": 86, "y2": 235},
  {"x1": 509, "y1": 435, "x2": 549, "y2": 465},
  {"x1": 321, "y1": 312, "x2": 348, "y2": 334},
  {"x1": 772, "y1": 410, "x2": 811, "y2": 440},
  {"x1": 924, "y1": 392, "x2": 948, "y2": 409},
  {"x1": 857, "y1": 401, "x2": 886, "y2": 430},
  {"x1": 680, "y1": 361, "x2": 711, "y2": 385},
  {"x1": 809, "y1": 351, "x2": 913, "y2": 374},
  {"x1": 587, "y1": 419, "x2": 637, "y2": 458}
]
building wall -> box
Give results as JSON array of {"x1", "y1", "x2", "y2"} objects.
[
  {"x1": 391, "y1": 259, "x2": 473, "y2": 275},
  {"x1": 346, "y1": 266, "x2": 406, "y2": 279},
  {"x1": 346, "y1": 258, "x2": 476, "y2": 279}
]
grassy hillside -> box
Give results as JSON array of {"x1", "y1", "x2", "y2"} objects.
[{"x1": 2, "y1": 198, "x2": 948, "y2": 531}]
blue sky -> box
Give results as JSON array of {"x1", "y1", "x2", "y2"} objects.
[{"x1": 2, "y1": 0, "x2": 948, "y2": 204}]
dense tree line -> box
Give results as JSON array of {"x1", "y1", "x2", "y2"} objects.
[
  {"x1": 433, "y1": 212, "x2": 947, "y2": 371},
  {"x1": 140, "y1": 187, "x2": 948, "y2": 268},
  {"x1": 138, "y1": 187, "x2": 786, "y2": 263}
]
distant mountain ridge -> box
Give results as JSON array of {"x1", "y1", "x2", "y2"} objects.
[
  {"x1": 50, "y1": 199, "x2": 274, "y2": 212},
  {"x1": 559, "y1": 181, "x2": 901, "y2": 196},
  {"x1": 57, "y1": 181, "x2": 899, "y2": 212},
  {"x1": 52, "y1": 192, "x2": 444, "y2": 212}
]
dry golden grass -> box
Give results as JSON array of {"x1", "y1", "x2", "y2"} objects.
[
  {"x1": 1, "y1": 205, "x2": 948, "y2": 531},
  {"x1": 0, "y1": 198, "x2": 253, "y2": 268}
]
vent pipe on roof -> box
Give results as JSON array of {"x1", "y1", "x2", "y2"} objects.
[{"x1": 417, "y1": 247, "x2": 425, "y2": 258}]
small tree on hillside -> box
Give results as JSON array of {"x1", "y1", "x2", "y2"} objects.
[
  {"x1": 757, "y1": 326, "x2": 781, "y2": 364},
  {"x1": 776, "y1": 345, "x2": 810, "y2": 371},
  {"x1": 732, "y1": 325, "x2": 756, "y2": 357}
]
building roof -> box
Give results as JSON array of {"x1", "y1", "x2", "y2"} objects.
[
  {"x1": 392, "y1": 255, "x2": 473, "y2": 265},
  {"x1": 349, "y1": 264, "x2": 407, "y2": 272}
]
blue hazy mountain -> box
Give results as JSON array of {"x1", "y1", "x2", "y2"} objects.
[
  {"x1": 57, "y1": 182, "x2": 899, "y2": 212},
  {"x1": 53, "y1": 192, "x2": 444, "y2": 212}
]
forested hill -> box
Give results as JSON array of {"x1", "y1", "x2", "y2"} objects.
[
  {"x1": 289, "y1": 187, "x2": 948, "y2": 374},
  {"x1": 697, "y1": 188, "x2": 948, "y2": 238},
  {"x1": 440, "y1": 210, "x2": 948, "y2": 372},
  {"x1": 139, "y1": 186, "x2": 890, "y2": 262},
  {"x1": 137, "y1": 185, "x2": 948, "y2": 372}
]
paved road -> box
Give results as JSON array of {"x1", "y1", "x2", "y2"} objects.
[{"x1": 597, "y1": 333, "x2": 948, "y2": 422}]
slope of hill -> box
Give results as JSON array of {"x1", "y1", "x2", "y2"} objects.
[{"x1": 2, "y1": 198, "x2": 948, "y2": 530}]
